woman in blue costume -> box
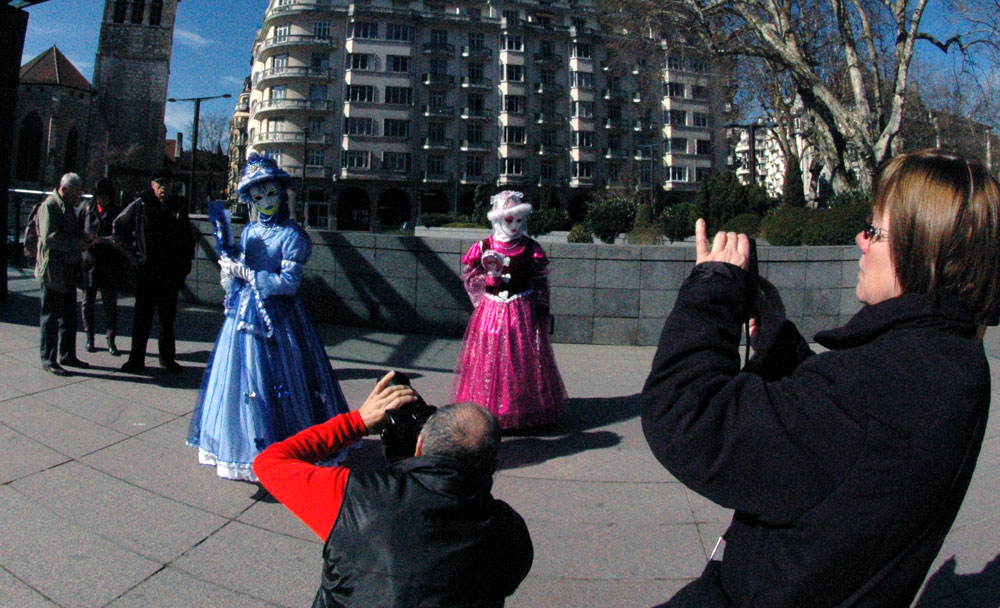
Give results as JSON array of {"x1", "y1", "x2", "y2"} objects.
[{"x1": 187, "y1": 154, "x2": 351, "y2": 481}]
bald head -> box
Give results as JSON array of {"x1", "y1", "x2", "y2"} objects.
[{"x1": 419, "y1": 403, "x2": 500, "y2": 475}]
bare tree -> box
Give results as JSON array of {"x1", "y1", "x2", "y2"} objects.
[
  {"x1": 599, "y1": 0, "x2": 999, "y2": 193},
  {"x1": 189, "y1": 113, "x2": 231, "y2": 154}
]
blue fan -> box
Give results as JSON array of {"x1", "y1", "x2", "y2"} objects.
[{"x1": 207, "y1": 200, "x2": 236, "y2": 259}]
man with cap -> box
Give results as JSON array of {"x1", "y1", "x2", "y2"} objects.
[
  {"x1": 113, "y1": 167, "x2": 195, "y2": 373},
  {"x1": 80, "y1": 178, "x2": 126, "y2": 356}
]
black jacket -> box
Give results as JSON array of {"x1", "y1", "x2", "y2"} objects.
[
  {"x1": 113, "y1": 190, "x2": 195, "y2": 289},
  {"x1": 315, "y1": 454, "x2": 533, "y2": 608},
  {"x1": 80, "y1": 199, "x2": 125, "y2": 290},
  {"x1": 641, "y1": 263, "x2": 989, "y2": 607}
]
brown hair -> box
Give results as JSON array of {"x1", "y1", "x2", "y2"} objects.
[{"x1": 872, "y1": 149, "x2": 1000, "y2": 332}]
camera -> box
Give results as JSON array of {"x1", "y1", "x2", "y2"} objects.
[{"x1": 380, "y1": 372, "x2": 437, "y2": 462}]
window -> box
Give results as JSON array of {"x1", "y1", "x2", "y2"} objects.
[
  {"x1": 148, "y1": 0, "x2": 163, "y2": 26},
  {"x1": 466, "y1": 93, "x2": 484, "y2": 114},
  {"x1": 692, "y1": 85, "x2": 708, "y2": 100},
  {"x1": 572, "y1": 161, "x2": 594, "y2": 178},
  {"x1": 343, "y1": 150, "x2": 371, "y2": 168},
  {"x1": 467, "y1": 7, "x2": 481, "y2": 19},
  {"x1": 386, "y1": 23, "x2": 411, "y2": 41},
  {"x1": 270, "y1": 85, "x2": 286, "y2": 100},
  {"x1": 427, "y1": 155, "x2": 445, "y2": 176},
  {"x1": 466, "y1": 156, "x2": 483, "y2": 176},
  {"x1": 386, "y1": 55, "x2": 410, "y2": 73},
  {"x1": 665, "y1": 137, "x2": 687, "y2": 153},
  {"x1": 666, "y1": 109, "x2": 686, "y2": 126},
  {"x1": 429, "y1": 59, "x2": 448, "y2": 75},
  {"x1": 572, "y1": 43, "x2": 592, "y2": 58},
  {"x1": 309, "y1": 118, "x2": 325, "y2": 135},
  {"x1": 540, "y1": 129, "x2": 556, "y2": 145},
  {"x1": 427, "y1": 122, "x2": 446, "y2": 141},
  {"x1": 639, "y1": 163, "x2": 653, "y2": 184},
  {"x1": 384, "y1": 119, "x2": 410, "y2": 139},
  {"x1": 666, "y1": 56, "x2": 683, "y2": 70},
  {"x1": 430, "y1": 29, "x2": 448, "y2": 46},
  {"x1": 503, "y1": 95, "x2": 525, "y2": 114},
  {"x1": 346, "y1": 85, "x2": 377, "y2": 102},
  {"x1": 690, "y1": 59, "x2": 708, "y2": 72},
  {"x1": 311, "y1": 53, "x2": 330, "y2": 70},
  {"x1": 502, "y1": 35, "x2": 523, "y2": 51},
  {"x1": 428, "y1": 91, "x2": 446, "y2": 109},
  {"x1": 352, "y1": 22, "x2": 378, "y2": 38},
  {"x1": 540, "y1": 40, "x2": 556, "y2": 57},
  {"x1": 266, "y1": 117, "x2": 285, "y2": 132},
  {"x1": 693, "y1": 112, "x2": 709, "y2": 127},
  {"x1": 131, "y1": 0, "x2": 145, "y2": 24},
  {"x1": 665, "y1": 82, "x2": 684, "y2": 97},
  {"x1": 571, "y1": 71, "x2": 593, "y2": 89},
  {"x1": 307, "y1": 149, "x2": 324, "y2": 166},
  {"x1": 572, "y1": 18, "x2": 586, "y2": 30},
  {"x1": 383, "y1": 151, "x2": 410, "y2": 172},
  {"x1": 347, "y1": 53, "x2": 375, "y2": 70},
  {"x1": 113, "y1": 0, "x2": 127, "y2": 23},
  {"x1": 503, "y1": 64, "x2": 524, "y2": 82},
  {"x1": 540, "y1": 69, "x2": 556, "y2": 84},
  {"x1": 466, "y1": 124, "x2": 483, "y2": 144},
  {"x1": 468, "y1": 32, "x2": 484, "y2": 50},
  {"x1": 274, "y1": 24, "x2": 290, "y2": 41},
  {"x1": 503, "y1": 126, "x2": 526, "y2": 144},
  {"x1": 696, "y1": 139, "x2": 712, "y2": 155},
  {"x1": 314, "y1": 21, "x2": 331, "y2": 39},
  {"x1": 273, "y1": 54, "x2": 288, "y2": 68},
  {"x1": 503, "y1": 10, "x2": 519, "y2": 22},
  {"x1": 310, "y1": 85, "x2": 327, "y2": 100},
  {"x1": 468, "y1": 63, "x2": 485, "y2": 83},
  {"x1": 668, "y1": 166, "x2": 688, "y2": 181},
  {"x1": 572, "y1": 101, "x2": 594, "y2": 118},
  {"x1": 385, "y1": 86, "x2": 413, "y2": 105},
  {"x1": 502, "y1": 158, "x2": 524, "y2": 175},
  {"x1": 540, "y1": 159, "x2": 556, "y2": 179},
  {"x1": 572, "y1": 131, "x2": 593, "y2": 147},
  {"x1": 344, "y1": 117, "x2": 375, "y2": 135}
]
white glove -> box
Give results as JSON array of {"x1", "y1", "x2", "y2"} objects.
[{"x1": 219, "y1": 257, "x2": 254, "y2": 283}]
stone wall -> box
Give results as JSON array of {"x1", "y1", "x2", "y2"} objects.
[{"x1": 186, "y1": 219, "x2": 862, "y2": 346}]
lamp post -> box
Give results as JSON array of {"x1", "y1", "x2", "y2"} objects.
[
  {"x1": 725, "y1": 121, "x2": 777, "y2": 187},
  {"x1": 168, "y1": 93, "x2": 232, "y2": 210}
]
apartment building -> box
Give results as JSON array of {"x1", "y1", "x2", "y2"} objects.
[{"x1": 243, "y1": 0, "x2": 726, "y2": 231}]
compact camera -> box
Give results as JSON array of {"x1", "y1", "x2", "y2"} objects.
[{"x1": 379, "y1": 372, "x2": 437, "y2": 463}]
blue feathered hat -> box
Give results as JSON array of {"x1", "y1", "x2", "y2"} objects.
[{"x1": 236, "y1": 153, "x2": 290, "y2": 203}]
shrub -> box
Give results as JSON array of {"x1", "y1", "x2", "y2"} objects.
[
  {"x1": 660, "y1": 202, "x2": 696, "y2": 242},
  {"x1": 721, "y1": 213, "x2": 762, "y2": 237},
  {"x1": 782, "y1": 156, "x2": 807, "y2": 208},
  {"x1": 529, "y1": 207, "x2": 573, "y2": 236},
  {"x1": 585, "y1": 196, "x2": 636, "y2": 243},
  {"x1": 800, "y1": 199, "x2": 869, "y2": 245},
  {"x1": 760, "y1": 206, "x2": 812, "y2": 246},
  {"x1": 626, "y1": 201, "x2": 662, "y2": 245},
  {"x1": 420, "y1": 213, "x2": 457, "y2": 228},
  {"x1": 566, "y1": 223, "x2": 593, "y2": 243},
  {"x1": 823, "y1": 188, "x2": 869, "y2": 209}
]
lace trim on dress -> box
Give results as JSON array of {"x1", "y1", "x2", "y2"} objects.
[{"x1": 485, "y1": 289, "x2": 534, "y2": 303}]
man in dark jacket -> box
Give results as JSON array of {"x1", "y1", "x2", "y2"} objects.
[
  {"x1": 35, "y1": 172, "x2": 90, "y2": 375},
  {"x1": 113, "y1": 168, "x2": 195, "y2": 373},
  {"x1": 254, "y1": 372, "x2": 534, "y2": 607}
]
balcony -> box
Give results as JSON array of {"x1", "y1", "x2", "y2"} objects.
[
  {"x1": 284, "y1": 165, "x2": 335, "y2": 179},
  {"x1": 461, "y1": 107, "x2": 493, "y2": 120},
  {"x1": 462, "y1": 45, "x2": 493, "y2": 60},
  {"x1": 422, "y1": 171, "x2": 451, "y2": 184},
  {"x1": 604, "y1": 118, "x2": 629, "y2": 130},
  {"x1": 421, "y1": 73, "x2": 456, "y2": 88},
  {"x1": 259, "y1": 35, "x2": 338, "y2": 54},
  {"x1": 422, "y1": 104, "x2": 455, "y2": 118},
  {"x1": 603, "y1": 148, "x2": 629, "y2": 160},
  {"x1": 422, "y1": 42, "x2": 456, "y2": 57},
  {"x1": 633, "y1": 120, "x2": 658, "y2": 132},
  {"x1": 533, "y1": 52, "x2": 562, "y2": 65},
  {"x1": 251, "y1": 98, "x2": 333, "y2": 115},
  {"x1": 570, "y1": 175, "x2": 596, "y2": 187},
  {"x1": 534, "y1": 112, "x2": 565, "y2": 125},
  {"x1": 422, "y1": 137, "x2": 453, "y2": 151},
  {"x1": 568, "y1": 25, "x2": 600, "y2": 38},
  {"x1": 533, "y1": 82, "x2": 564, "y2": 97},
  {"x1": 498, "y1": 174, "x2": 527, "y2": 185},
  {"x1": 534, "y1": 143, "x2": 565, "y2": 156},
  {"x1": 253, "y1": 66, "x2": 334, "y2": 89},
  {"x1": 265, "y1": 1, "x2": 341, "y2": 20},
  {"x1": 461, "y1": 76, "x2": 493, "y2": 90},
  {"x1": 460, "y1": 139, "x2": 492, "y2": 152},
  {"x1": 602, "y1": 88, "x2": 628, "y2": 101},
  {"x1": 251, "y1": 131, "x2": 334, "y2": 146},
  {"x1": 537, "y1": 176, "x2": 566, "y2": 187},
  {"x1": 461, "y1": 173, "x2": 490, "y2": 184}
]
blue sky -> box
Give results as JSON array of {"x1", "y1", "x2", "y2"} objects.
[{"x1": 20, "y1": 0, "x2": 270, "y2": 143}]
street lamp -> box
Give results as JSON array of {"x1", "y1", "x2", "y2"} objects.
[
  {"x1": 725, "y1": 121, "x2": 777, "y2": 187},
  {"x1": 168, "y1": 93, "x2": 232, "y2": 209}
]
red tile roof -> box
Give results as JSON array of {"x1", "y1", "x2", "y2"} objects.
[{"x1": 19, "y1": 45, "x2": 93, "y2": 91}]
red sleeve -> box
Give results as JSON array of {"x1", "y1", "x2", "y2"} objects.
[{"x1": 253, "y1": 410, "x2": 368, "y2": 540}]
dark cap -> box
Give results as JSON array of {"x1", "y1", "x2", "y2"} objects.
[
  {"x1": 151, "y1": 167, "x2": 174, "y2": 183},
  {"x1": 94, "y1": 178, "x2": 115, "y2": 197}
]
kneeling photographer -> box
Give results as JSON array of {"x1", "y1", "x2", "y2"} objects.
[{"x1": 253, "y1": 371, "x2": 533, "y2": 607}]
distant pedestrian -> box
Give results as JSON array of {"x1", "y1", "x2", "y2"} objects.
[
  {"x1": 113, "y1": 167, "x2": 195, "y2": 373},
  {"x1": 35, "y1": 172, "x2": 90, "y2": 376},
  {"x1": 80, "y1": 178, "x2": 125, "y2": 356}
]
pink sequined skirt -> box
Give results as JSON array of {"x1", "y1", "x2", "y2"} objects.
[{"x1": 451, "y1": 293, "x2": 567, "y2": 429}]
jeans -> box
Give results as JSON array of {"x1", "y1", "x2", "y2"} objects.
[{"x1": 40, "y1": 284, "x2": 78, "y2": 364}]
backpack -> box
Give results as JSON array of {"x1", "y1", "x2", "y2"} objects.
[{"x1": 22, "y1": 201, "x2": 42, "y2": 262}]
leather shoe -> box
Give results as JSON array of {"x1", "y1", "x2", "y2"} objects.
[
  {"x1": 160, "y1": 360, "x2": 183, "y2": 373},
  {"x1": 42, "y1": 362, "x2": 70, "y2": 376},
  {"x1": 107, "y1": 337, "x2": 121, "y2": 357},
  {"x1": 120, "y1": 360, "x2": 146, "y2": 374},
  {"x1": 59, "y1": 357, "x2": 90, "y2": 369},
  {"x1": 85, "y1": 336, "x2": 96, "y2": 353}
]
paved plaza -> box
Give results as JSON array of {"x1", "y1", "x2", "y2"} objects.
[{"x1": 1, "y1": 265, "x2": 998, "y2": 607}]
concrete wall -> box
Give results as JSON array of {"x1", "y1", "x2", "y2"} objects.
[{"x1": 187, "y1": 219, "x2": 862, "y2": 346}]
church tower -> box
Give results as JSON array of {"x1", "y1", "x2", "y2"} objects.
[{"x1": 91, "y1": 0, "x2": 178, "y2": 184}]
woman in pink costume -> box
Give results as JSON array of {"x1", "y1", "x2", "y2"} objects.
[{"x1": 451, "y1": 190, "x2": 567, "y2": 430}]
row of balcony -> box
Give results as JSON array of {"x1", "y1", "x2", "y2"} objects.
[{"x1": 253, "y1": 66, "x2": 335, "y2": 89}]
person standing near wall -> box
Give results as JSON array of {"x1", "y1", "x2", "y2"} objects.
[{"x1": 80, "y1": 177, "x2": 125, "y2": 356}]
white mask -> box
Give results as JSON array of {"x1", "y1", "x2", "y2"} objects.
[{"x1": 248, "y1": 182, "x2": 282, "y2": 218}]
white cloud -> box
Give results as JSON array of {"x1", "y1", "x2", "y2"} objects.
[
  {"x1": 223, "y1": 75, "x2": 245, "y2": 87},
  {"x1": 174, "y1": 28, "x2": 215, "y2": 49},
  {"x1": 164, "y1": 103, "x2": 191, "y2": 140}
]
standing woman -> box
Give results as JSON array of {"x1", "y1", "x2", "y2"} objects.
[
  {"x1": 641, "y1": 149, "x2": 1000, "y2": 607},
  {"x1": 80, "y1": 178, "x2": 125, "y2": 355},
  {"x1": 187, "y1": 154, "x2": 352, "y2": 481},
  {"x1": 451, "y1": 190, "x2": 567, "y2": 430}
]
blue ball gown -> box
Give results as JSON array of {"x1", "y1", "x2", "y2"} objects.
[{"x1": 187, "y1": 216, "x2": 351, "y2": 481}]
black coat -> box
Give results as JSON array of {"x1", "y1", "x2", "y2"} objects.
[
  {"x1": 80, "y1": 200, "x2": 126, "y2": 290},
  {"x1": 315, "y1": 454, "x2": 533, "y2": 607},
  {"x1": 112, "y1": 190, "x2": 195, "y2": 291},
  {"x1": 641, "y1": 263, "x2": 989, "y2": 607}
]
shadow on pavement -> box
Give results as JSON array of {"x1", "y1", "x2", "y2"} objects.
[{"x1": 916, "y1": 553, "x2": 1000, "y2": 607}]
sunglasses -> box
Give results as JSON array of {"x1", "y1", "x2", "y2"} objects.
[{"x1": 863, "y1": 214, "x2": 889, "y2": 242}]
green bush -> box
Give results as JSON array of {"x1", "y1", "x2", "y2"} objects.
[
  {"x1": 823, "y1": 188, "x2": 869, "y2": 209},
  {"x1": 566, "y1": 223, "x2": 594, "y2": 243},
  {"x1": 420, "y1": 213, "x2": 457, "y2": 228},
  {"x1": 660, "y1": 202, "x2": 696, "y2": 242},
  {"x1": 800, "y1": 199, "x2": 869, "y2": 245},
  {"x1": 530, "y1": 207, "x2": 573, "y2": 236},
  {"x1": 721, "y1": 212, "x2": 762, "y2": 237},
  {"x1": 585, "y1": 196, "x2": 636, "y2": 244},
  {"x1": 760, "y1": 206, "x2": 812, "y2": 246}
]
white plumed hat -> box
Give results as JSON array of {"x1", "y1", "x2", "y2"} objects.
[{"x1": 486, "y1": 190, "x2": 532, "y2": 223}]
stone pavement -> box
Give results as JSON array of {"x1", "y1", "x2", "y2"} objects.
[{"x1": 1, "y1": 265, "x2": 998, "y2": 608}]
